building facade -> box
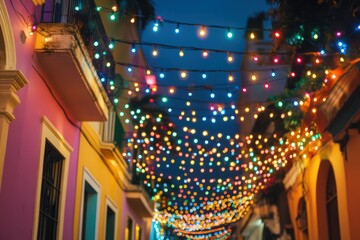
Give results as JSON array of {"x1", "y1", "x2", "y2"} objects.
[{"x1": 0, "y1": 0, "x2": 153, "y2": 239}]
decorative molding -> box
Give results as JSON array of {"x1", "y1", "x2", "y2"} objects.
[
  {"x1": 0, "y1": 70, "x2": 27, "y2": 189},
  {"x1": 0, "y1": 1, "x2": 16, "y2": 70}
]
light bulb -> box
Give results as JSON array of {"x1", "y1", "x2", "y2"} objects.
[
  {"x1": 202, "y1": 51, "x2": 209, "y2": 58},
  {"x1": 228, "y1": 73, "x2": 234, "y2": 82},
  {"x1": 250, "y1": 32, "x2": 255, "y2": 39},
  {"x1": 131, "y1": 44, "x2": 136, "y2": 53},
  {"x1": 179, "y1": 49, "x2": 184, "y2": 57},
  {"x1": 227, "y1": 29, "x2": 233, "y2": 39},
  {"x1": 175, "y1": 23, "x2": 180, "y2": 34},
  {"x1": 199, "y1": 25, "x2": 207, "y2": 37},
  {"x1": 227, "y1": 53, "x2": 233, "y2": 62},
  {"x1": 180, "y1": 71, "x2": 187, "y2": 78},
  {"x1": 251, "y1": 74, "x2": 256, "y2": 81},
  {"x1": 152, "y1": 47, "x2": 158, "y2": 56},
  {"x1": 271, "y1": 70, "x2": 276, "y2": 77},
  {"x1": 153, "y1": 21, "x2": 159, "y2": 32},
  {"x1": 110, "y1": 13, "x2": 116, "y2": 21}
]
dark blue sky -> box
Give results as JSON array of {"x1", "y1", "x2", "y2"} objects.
[{"x1": 140, "y1": 0, "x2": 270, "y2": 137}]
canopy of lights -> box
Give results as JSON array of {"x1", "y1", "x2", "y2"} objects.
[{"x1": 68, "y1": 2, "x2": 359, "y2": 239}]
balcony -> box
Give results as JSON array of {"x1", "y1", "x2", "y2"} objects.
[
  {"x1": 126, "y1": 183, "x2": 154, "y2": 218},
  {"x1": 101, "y1": 110, "x2": 153, "y2": 217},
  {"x1": 35, "y1": 0, "x2": 114, "y2": 121}
]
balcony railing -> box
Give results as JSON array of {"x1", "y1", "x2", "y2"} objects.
[{"x1": 40, "y1": 0, "x2": 115, "y2": 95}]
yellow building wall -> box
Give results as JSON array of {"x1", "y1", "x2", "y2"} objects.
[
  {"x1": 286, "y1": 175, "x2": 308, "y2": 240},
  {"x1": 343, "y1": 130, "x2": 360, "y2": 239},
  {"x1": 287, "y1": 141, "x2": 352, "y2": 240},
  {"x1": 73, "y1": 125, "x2": 128, "y2": 240}
]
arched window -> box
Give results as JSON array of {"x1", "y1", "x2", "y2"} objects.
[
  {"x1": 296, "y1": 196, "x2": 308, "y2": 233},
  {"x1": 326, "y1": 166, "x2": 340, "y2": 240},
  {"x1": 317, "y1": 161, "x2": 341, "y2": 240}
]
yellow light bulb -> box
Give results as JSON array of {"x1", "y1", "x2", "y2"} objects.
[
  {"x1": 199, "y1": 25, "x2": 206, "y2": 37},
  {"x1": 227, "y1": 53, "x2": 234, "y2": 62},
  {"x1": 250, "y1": 32, "x2": 255, "y2": 39},
  {"x1": 180, "y1": 71, "x2": 187, "y2": 78},
  {"x1": 228, "y1": 73, "x2": 234, "y2": 82},
  {"x1": 152, "y1": 48, "x2": 158, "y2": 56}
]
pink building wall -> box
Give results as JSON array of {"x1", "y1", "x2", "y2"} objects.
[
  {"x1": 0, "y1": 2, "x2": 80, "y2": 239},
  {"x1": 122, "y1": 196, "x2": 152, "y2": 240}
]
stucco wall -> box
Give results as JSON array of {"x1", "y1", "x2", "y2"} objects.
[{"x1": 0, "y1": 1, "x2": 80, "y2": 239}]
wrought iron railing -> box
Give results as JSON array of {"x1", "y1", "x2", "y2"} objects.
[{"x1": 39, "y1": 0, "x2": 115, "y2": 95}]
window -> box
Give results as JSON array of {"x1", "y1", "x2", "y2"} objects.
[
  {"x1": 326, "y1": 167, "x2": 340, "y2": 240},
  {"x1": 125, "y1": 216, "x2": 133, "y2": 240},
  {"x1": 37, "y1": 140, "x2": 65, "y2": 240},
  {"x1": 34, "y1": 117, "x2": 72, "y2": 240},
  {"x1": 135, "y1": 224, "x2": 142, "y2": 240},
  {"x1": 79, "y1": 170, "x2": 100, "y2": 240},
  {"x1": 105, "y1": 206, "x2": 115, "y2": 240}
]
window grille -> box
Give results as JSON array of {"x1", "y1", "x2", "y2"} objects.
[{"x1": 37, "y1": 140, "x2": 64, "y2": 240}]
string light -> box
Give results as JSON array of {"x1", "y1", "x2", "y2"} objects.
[
  {"x1": 179, "y1": 49, "x2": 184, "y2": 57},
  {"x1": 250, "y1": 32, "x2": 255, "y2": 39},
  {"x1": 202, "y1": 50, "x2": 209, "y2": 58},
  {"x1": 131, "y1": 44, "x2": 136, "y2": 53},
  {"x1": 85, "y1": 7, "x2": 355, "y2": 236},
  {"x1": 180, "y1": 71, "x2": 187, "y2": 78},
  {"x1": 228, "y1": 73, "x2": 234, "y2": 82},
  {"x1": 152, "y1": 47, "x2": 158, "y2": 56},
  {"x1": 271, "y1": 70, "x2": 276, "y2": 77},
  {"x1": 227, "y1": 53, "x2": 233, "y2": 62},
  {"x1": 130, "y1": 16, "x2": 136, "y2": 23},
  {"x1": 153, "y1": 20, "x2": 159, "y2": 32},
  {"x1": 199, "y1": 25, "x2": 207, "y2": 37},
  {"x1": 110, "y1": 12, "x2": 116, "y2": 21},
  {"x1": 251, "y1": 73, "x2": 256, "y2": 81},
  {"x1": 175, "y1": 23, "x2": 180, "y2": 33},
  {"x1": 227, "y1": 28, "x2": 233, "y2": 39},
  {"x1": 202, "y1": 72, "x2": 207, "y2": 79}
]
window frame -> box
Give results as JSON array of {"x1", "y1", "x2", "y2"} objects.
[
  {"x1": 125, "y1": 215, "x2": 134, "y2": 240},
  {"x1": 104, "y1": 196, "x2": 118, "y2": 240},
  {"x1": 78, "y1": 168, "x2": 101, "y2": 240},
  {"x1": 33, "y1": 116, "x2": 73, "y2": 240}
]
